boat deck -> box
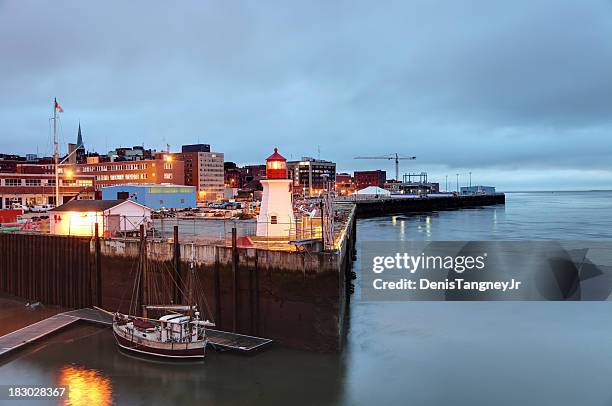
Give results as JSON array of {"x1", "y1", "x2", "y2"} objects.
[{"x1": 0, "y1": 308, "x2": 272, "y2": 358}]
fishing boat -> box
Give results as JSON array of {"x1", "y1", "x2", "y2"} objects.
[
  {"x1": 109, "y1": 226, "x2": 215, "y2": 359},
  {"x1": 112, "y1": 305, "x2": 214, "y2": 359}
]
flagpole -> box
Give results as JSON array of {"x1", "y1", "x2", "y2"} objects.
[{"x1": 53, "y1": 98, "x2": 59, "y2": 206}]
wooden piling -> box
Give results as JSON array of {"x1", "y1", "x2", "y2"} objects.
[{"x1": 231, "y1": 227, "x2": 238, "y2": 333}]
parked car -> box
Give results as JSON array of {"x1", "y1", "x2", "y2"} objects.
[
  {"x1": 30, "y1": 204, "x2": 55, "y2": 213},
  {"x1": 10, "y1": 203, "x2": 29, "y2": 212}
]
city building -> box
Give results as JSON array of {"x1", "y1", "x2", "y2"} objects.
[
  {"x1": 383, "y1": 180, "x2": 402, "y2": 193},
  {"x1": 286, "y1": 157, "x2": 336, "y2": 196},
  {"x1": 107, "y1": 146, "x2": 155, "y2": 162},
  {"x1": 196, "y1": 151, "x2": 224, "y2": 201},
  {"x1": 243, "y1": 165, "x2": 266, "y2": 183},
  {"x1": 58, "y1": 156, "x2": 184, "y2": 190},
  {"x1": 224, "y1": 162, "x2": 243, "y2": 189},
  {"x1": 182, "y1": 144, "x2": 211, "y2": 153},
  {"x1": 101, "y1": 184, "x2": 196, "y2": 210},
  {"x1": 354, "y1": 170, "x2": 386, "y2": 189},
  {"x1": 461, "y1": 185, "x2": 496, "y2": 195},
  {"x1": 0, "y1": 173, "x2": 95, "y2": 208},
  {"x1": 335, "y1": 173, "x2": 354, "y2": 196},
  {"x1": 67, "y1": 123, "x2": 87, "y2": 164},
  {"x1": 166, "y1": 145, "x2": 224, "y2": 202},
  {"x1": 50, "y1": 199, "x2": 152, "y2": 237}
]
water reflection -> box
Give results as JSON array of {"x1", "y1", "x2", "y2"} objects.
[{"x1": 58, "y1": 365, "x2": 112, "y2": 406}]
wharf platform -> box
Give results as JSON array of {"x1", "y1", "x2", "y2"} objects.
[
  {"x1": 0, "y1": 308, "x2": 272, "y2": 358},
  {"x1": 340, "y1": 193, "x2": 505, "y2": 217}
]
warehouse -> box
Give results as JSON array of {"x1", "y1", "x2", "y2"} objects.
[{"x1": 101, "y1": 184, "x2": 196, "y2": 209}]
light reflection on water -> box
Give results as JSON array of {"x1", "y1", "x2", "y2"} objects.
[{"x1": 58, "y1": 365, "x2": 112, "y2": 406}]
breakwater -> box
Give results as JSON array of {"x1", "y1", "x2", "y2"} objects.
[{"x1": 352, "y1": 194, "x2": 505, "y2": 217}]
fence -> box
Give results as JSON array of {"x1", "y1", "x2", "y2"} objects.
[{"x1": 3, "y1": 203, "x2": 355, "y2": 251}]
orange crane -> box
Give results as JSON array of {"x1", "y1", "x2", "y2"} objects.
[{"x1": 354, "y1": 153, "x2": 416, "y2": 181}]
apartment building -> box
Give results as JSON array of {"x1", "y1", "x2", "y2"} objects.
[
  {"x1": 197, "y1": 151, "x2": 224, "y2": 201},
  {"x1": 286, "y1": 157, "x2": 336, "y2": 196},
  {"x1": 161, "y1": 145, "x2": 224, "y2": 201}
]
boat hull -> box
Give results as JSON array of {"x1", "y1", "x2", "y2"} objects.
[{"x1": 113, "y1": 327, "x2": 206, "y2": 359}]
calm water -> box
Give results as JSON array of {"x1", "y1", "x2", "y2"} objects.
[{"x1": 2, "y1": 191, "x2": 612, "y2": 406}]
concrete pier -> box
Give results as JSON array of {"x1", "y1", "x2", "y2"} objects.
[
  {"x1": 0, "y1": 206, "x2": 357, "y2": 353},
  {"x1": 351, "y1": 194, "x2": 505, "y2": 217}
]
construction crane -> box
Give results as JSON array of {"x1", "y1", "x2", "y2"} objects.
[{"x1": 354, "y1": 153, "x2": 416, "y2": 181}]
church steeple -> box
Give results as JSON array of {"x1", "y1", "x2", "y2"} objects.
[{"x1": 76, "y1": 122, "x2": 84, "y2": 149}]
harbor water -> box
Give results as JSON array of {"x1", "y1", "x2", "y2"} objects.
[{"x1": 1, "y1": 191, "x2": 612, "y2": 405}]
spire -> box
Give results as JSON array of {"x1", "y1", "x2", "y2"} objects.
[{"x1": 76, "y1": 122, "x2": 84, "y2": 149}]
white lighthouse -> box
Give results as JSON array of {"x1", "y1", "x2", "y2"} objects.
[{"x1": 256, "y1": 148, "x2": 294, "y2": 238}]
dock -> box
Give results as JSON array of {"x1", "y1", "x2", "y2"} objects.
[
  {"x1": 0, "y1": 308, "x2": 272, "y2": 358},
  {"x1": 345, "y1": 193, "x2": 506, "y2": 217}
]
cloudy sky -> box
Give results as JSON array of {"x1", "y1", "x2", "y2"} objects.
[{"x1": 1, "y1": 1, "x2": 612, "y2": 190}]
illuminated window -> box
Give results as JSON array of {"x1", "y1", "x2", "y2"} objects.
[{"x1": 163, "y1": 173, "x2": 173, "y2": 180}]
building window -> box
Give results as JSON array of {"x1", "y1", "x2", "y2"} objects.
[
  {"x1": 271, "y1": 215, "x2": 277, "y2": 224},
  {"x1": 25, "y1": 179, "x2": 41, "y2": 186},
  {"x1": 163, "y1": 173, "x2": 173, "y2": 180},
  {"x1": 180, "y1": 199, "x2": 185, "y2": 203},
  {"x1": 164, "y1": 163, "x2": 172, "y2": 170},
  {"x1": 5, "y1": 179, "x2": 21, "y2": 186}
]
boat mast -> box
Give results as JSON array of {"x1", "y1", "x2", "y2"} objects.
[
  {"x1": 188, "y1": 243, "x2": 194, "y2": 318},
  {"x1": 139, "y1": 224, "x2": 148, "y2": 318},
  {"x1": 53, "y1": 98, "x2": 59, "y2": 206}
]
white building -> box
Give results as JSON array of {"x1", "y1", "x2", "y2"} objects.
[{"x1": 49, "y1": 199, "x2": 152, "y2": 237}]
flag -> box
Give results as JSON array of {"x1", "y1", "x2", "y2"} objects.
[{"x1": 55, "y1": 100, "x2": 63, "y2": 113}]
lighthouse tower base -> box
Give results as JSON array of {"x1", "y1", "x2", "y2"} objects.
[{"x1": 256, "y1": 179, "x2": 294, "y2": 238}]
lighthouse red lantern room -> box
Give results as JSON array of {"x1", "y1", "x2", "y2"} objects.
[
  {"x1": 265, "y1": 148, "x2": 287, "y2": 179},
  {"x1": 256, "y1": 148, "x2": 295, "y2": 238}
]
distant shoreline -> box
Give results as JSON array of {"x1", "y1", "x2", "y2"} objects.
[{"x1": 501, "y1": 189, "x2": 612, "y2": 193}]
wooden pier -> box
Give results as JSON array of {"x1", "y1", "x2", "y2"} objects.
[{"x1": 0, "y1": 308, "x2": 272, "y2": 358}]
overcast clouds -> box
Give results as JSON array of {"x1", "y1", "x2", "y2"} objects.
[{"x1": 1, "y1": 0, "x2": 612, "y2": 190}]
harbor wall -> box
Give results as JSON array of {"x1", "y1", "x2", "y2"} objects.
[
  {"x1": 0, "y1": 233, "x2": 95, "y2": 308},
  {"x1": 354, "y1": 193, "x2": 505, "y2": 217}
]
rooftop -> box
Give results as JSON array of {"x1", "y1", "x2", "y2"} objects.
[{"x1": 50, "y1": 199, "x2": 127, "y2": 212}]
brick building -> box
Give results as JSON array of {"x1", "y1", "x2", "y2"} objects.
[
  {"x1": 354, "y1": 170, "x2": 386, "y2": 189},
  {"x1": 59, "y1": 156, "x2": 184, "y2": 190}
]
